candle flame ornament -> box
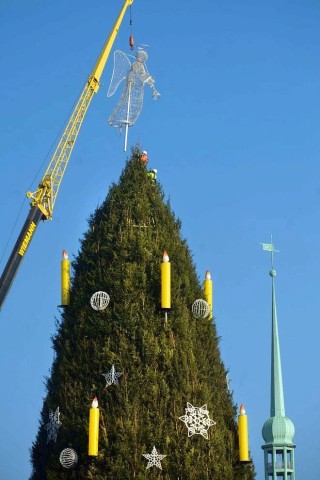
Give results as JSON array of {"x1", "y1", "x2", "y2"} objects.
[
  {"x1": 61, "y1": 250, "x2": 70, "y2": 306},
  {"x1": 161, "y1": 251, "x2": 171, "y2": 310},
  {"x1": 45, "y1": 407, "x2": 62, "y2": 444},
  {"x1": 203, "y1": 270, "x2": 213, "y2": 319},
  {"x1": 238, "y1": 403, "x2": 250, "y2": 462},
  {"x1": 179, "y1": 403, "x2": 216, "y2": 439},
  {"x1": 142, "y1": 446, "x2": 167, "y2": 470},
  {"x1": 88, "y1": 397, "x2": 100, "y2": 456}
]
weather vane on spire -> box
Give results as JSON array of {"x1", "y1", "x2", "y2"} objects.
[{"x1": 260, "y1": 235, "x2": 280, "y2": 269}]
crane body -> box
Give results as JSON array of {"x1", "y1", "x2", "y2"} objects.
[{"x1": 0, "y1": 0, "x2": 134, "y2": 310}]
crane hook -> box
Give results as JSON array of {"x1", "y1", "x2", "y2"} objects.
[
  {"x1": 129, "y1": 34, "x2": 134, "y2": 50},
  {"x1": 129, "y1": 5, "x2": 134, "y2": 50}
]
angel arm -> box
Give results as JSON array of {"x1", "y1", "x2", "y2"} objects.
[
  {"x1": 134, "y1": 62, "x2": 160, "y2": 99},
  {"x1": 142, "y1": 73, "x2": 160, "y2": 99},
  {"x1": 147, "y1": 77, "x2": 160, "y2": 99}
]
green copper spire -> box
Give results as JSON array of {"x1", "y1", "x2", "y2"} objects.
[
  {"x1": 270, "y1": 267, "x2": 285, "y2": 417},
  {"x1": 260, "y1": 238, "x2": 296, "y2": 480}
]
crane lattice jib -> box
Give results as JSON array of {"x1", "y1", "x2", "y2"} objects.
[
  {"x1": 26, "y1": 0, "x2": 134, "y2": 220},
  {"x1": 27, "y1": 83, "x2": 94, "y2": 218}
]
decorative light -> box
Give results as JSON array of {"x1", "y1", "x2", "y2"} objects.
[
  {"x1": 59, "y1": 448, "x2": 78, "y2": 469},
  {"x1": 102, "y1": 364, "x2": 123, "y2": 388},
  {"x1": 238, "y1": 403, "x2": 249, "y2": 462},
  {"x1": 191, "y1": 299, "x2": 210, "y2": 318},
  {"x1": 45, "y1": 407, "x2": 62, "y2": 443},
  {"x1": 142, "y1": 445, "x2": 167, "y2": 470},
  {"x1": 107, "y1": 48, "x2": 160, "y2": 151},
  {"x1": 61, "y1": 249, "x2": 70, "y2": 306},
  {"x1": 161, "y1": 251, "x2": 171, "y2": 310},
  {"x1": 88, "y1": 397, "x2": 100, "y2": 456},
  {"x1": 203, "y1": 270, "x2": 213, "y2": 319},
  {"x1": 90, "y1": 291, "x2": 110, "y2": 311},
  {"x1": 179, "y1": 402, "x2": 216, "y2": 439}
]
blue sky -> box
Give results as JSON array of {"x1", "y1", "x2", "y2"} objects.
[{"x1": 1, "y1": 0, "x2": 320, "y2": 478}]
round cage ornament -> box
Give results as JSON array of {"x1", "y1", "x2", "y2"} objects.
[
  {"x1": 59, "y1": 448, "x2": 78, "y2": 469},
  {"x1": 90, "y1": 291, "x2": 110, "y2": 311},
  {"x1": 192, "y1": 299, "x2": 210, "y2": 319}
]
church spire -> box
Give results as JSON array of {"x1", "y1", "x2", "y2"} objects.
[
  {"x1": 260, "y1": 238, "x2": 296, "y2": 480},
  {"x1": 267, "y1": 241, "x2": 285, "y2": 417}
]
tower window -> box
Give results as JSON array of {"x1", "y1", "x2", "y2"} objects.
[{"x1": 276, "y1": 450, "x2": 284, "y2": 468}]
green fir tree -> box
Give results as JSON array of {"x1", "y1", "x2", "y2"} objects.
[{"x1": 30, "y1": 147, "x2": 255, "y2": 480}]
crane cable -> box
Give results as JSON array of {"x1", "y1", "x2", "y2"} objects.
[{"x1": 129, "y1": 5, "x2": 134, "y2": 50}]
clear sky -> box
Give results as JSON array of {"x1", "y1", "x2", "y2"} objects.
[{"x1": 1, "y1": 0, "x2": 320, "y2": 478}]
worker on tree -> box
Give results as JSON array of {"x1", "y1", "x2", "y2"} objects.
[
  {"x1": 147, "y1": 168, "x2": 157, "y2": 183},
  {"x1": 141, "y1": 150, "x2": 148, "y2": 165}
]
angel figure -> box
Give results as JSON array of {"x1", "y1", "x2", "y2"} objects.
[{"x1": 107, "y1": 48, "x2": 160, "y2": 151}]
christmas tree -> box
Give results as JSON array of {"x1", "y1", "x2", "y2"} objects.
[{"x1": 30, "y1": 147, "x2": 255, "y2": 479}]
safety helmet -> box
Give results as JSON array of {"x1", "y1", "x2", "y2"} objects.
[
  {"x1": 152, "y1": 169, "x2": 158, "y2": 174},
  {"x1": 142, "y1": 150, "x2": 148, "y2": 155}
]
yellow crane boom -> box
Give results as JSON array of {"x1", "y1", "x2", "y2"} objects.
[
  {"x1": 27, "y1": 0, "x2": 134, "y2": 219},
  {"x1": 0, "y1": 0, "x2": 134, "y2": 310}
]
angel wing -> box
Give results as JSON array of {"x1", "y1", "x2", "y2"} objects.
[{"x1": 107, "y1": 50, "x2": 133, "y2": 97}]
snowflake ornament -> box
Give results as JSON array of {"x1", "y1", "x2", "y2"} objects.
[
  {"x1": 179, "y1": 402, "x2": 216, "y2": 439},
  {"x1": 142, "y1": 445, "x2": 167, "y2": 470},
  {"x1": 45, "y1": 407, "x2": 62, "y2": 443},
  {"x1": 102, "y1": 364, "x2": 123, "y2": 388}
]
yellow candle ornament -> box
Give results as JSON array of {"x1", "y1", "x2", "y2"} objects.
[
  {"x1": 161, "y1": 251, "x2": 171, "y2": 310},
  {"x1": 61, "y1": 249, "x2": 70, "y2": 306},
  {"x1": 88, "y1": 397, "x2": 100, "y2": 456},
  {"x1": 203, "y1": 270, "x2": 213, "y2": 319},
  {"x1": 238, "y1": 403, "x2": 249, "y2": 462}
]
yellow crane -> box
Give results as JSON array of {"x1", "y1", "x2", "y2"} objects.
[{"x1": 0, "y1": 0, "x2": 134, "y2": 310}]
